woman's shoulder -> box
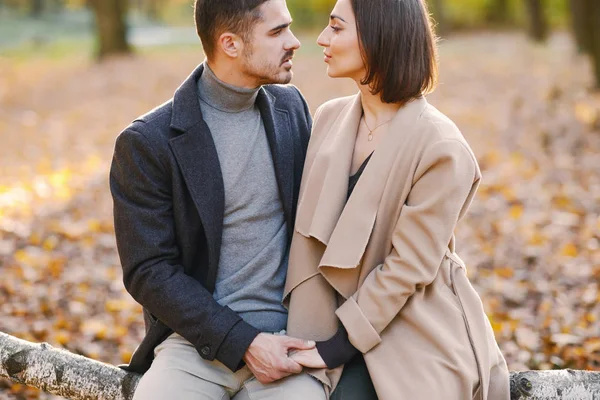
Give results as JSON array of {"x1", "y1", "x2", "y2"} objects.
[
  {"x1": 411, "y1": 101, "x2": 479, "y2": 172},
  {"x1": 417, "y1": 102, "x2": 465, "y2": 143},
  {"x1": 313, "y1": 95, "x2": 357, "y2": 122}
]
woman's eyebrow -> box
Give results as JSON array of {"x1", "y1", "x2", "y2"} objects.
[{"x1": 330, "y1": 14, "x2": 347, "y2": 23}]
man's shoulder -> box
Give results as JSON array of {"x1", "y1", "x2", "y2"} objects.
[{"x1": 123, "y1": 99, "x2": 174, "y2": 140}]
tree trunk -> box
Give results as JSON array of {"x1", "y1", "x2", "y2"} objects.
[
  {"x1": 429, "y1": 0, "x2": 448, "y2": 37},
  {"x1": 29, "y1": 0, "x2": 43, "y2": 18},
  {"x1": 0, "y1": 332, "x2": 140, "y2": 400},
  {"x1": 569, "y1": 0, "x2": 591, "y2": 53},
  {"x1": 89, "y1": 0, "x2": 131, "y2": 60},
  {"x1": 146, "y1": 0, "x2": 161, "y2": 21},
  {"x1": 525, "y1": 0, "x2": 548, "y2": 42},
  {"x1": 3, "y1": 332, "x2": 600, "y2": 400},
  {"x1": 486, "y1": 0, "x2": 511, "y2": 26},
  {"x1": 585, "y1": 0, "x2": 600, "y2": 88}
]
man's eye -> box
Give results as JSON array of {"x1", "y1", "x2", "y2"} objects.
[{"x1": 273, "y1": 30, "x2": 282, "y2": 36}]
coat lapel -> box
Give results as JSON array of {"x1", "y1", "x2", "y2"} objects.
[
  {"x1": 293, "y1": 95, "x2": 429, "y2": 299},
  {"x1": 295, "y1": 94, "x2": 363, "y2": 245},
  {"x1": 168, "y1": 65, "x2": 224, "y2": 289},
  {"x1": 256, "y1": 89, "x2": 295, "y2": 237},
  {"x1": 319, "y1": 96, "x2": 429, "y2": 298}
]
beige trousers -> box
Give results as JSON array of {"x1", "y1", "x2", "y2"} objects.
[{"x1": 133, "y1": 333, "x2": 327, "y2": 400}]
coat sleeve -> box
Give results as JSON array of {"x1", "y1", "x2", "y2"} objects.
[
  {"x1": 335, "y1": 139, "x2": 480, "y2": 353},
  {"x1": 110, "y1": 128, "x2": 260, "y2": 371}
]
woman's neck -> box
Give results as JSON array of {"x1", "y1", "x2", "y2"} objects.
[{"x1": 357, "y1": 84, "x2": 403, "y2": 125}]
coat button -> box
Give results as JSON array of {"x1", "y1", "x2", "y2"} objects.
[{"x1": 200, "y1": 346, "x2": 211, "y2": 356}]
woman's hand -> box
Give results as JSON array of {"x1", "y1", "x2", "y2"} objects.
[{"x1": 289, "y1": 347, "x2": 327, "y2": 369}]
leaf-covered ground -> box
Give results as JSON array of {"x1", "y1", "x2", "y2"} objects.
[{"x1": 1, "y1": 32, "x2": 599, "y2": 399}]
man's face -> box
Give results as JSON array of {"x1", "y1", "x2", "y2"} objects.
[{"x1": 241, "y1": 0, "x2": 301, "y2": 85}]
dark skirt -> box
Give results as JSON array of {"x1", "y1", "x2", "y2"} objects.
[{"x1": 330, "y1": 354, "x2": 378, "y2": 400}]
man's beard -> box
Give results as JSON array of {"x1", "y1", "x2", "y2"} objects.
[{"x1": 242, "y1": 47, "x2": 294, "y2": 85}]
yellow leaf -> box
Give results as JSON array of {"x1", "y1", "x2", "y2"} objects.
[
  {"x1": 586, "y1": 313, "x2": 597, "y2": 323},
  {"x1": 509, "y1": 204, "x2": 524, "y2": 220},
  {"x1": 42, "y1": 235, "x2": 59, "y2": 251},
  {"x1": 495, "y1": 267, "x2": 514, "y2": 279},
  {"x1": 55, "y1": 332, "x2": 70, "y2": 346},
  {"x1": 29, "y1": 232, "x2": 42, "y2": 246},
  {"x1": 88, "y1": 219, "x2": 102, "y2": 232},
  {"x1": 528, "y1": 232, "x2": 547, "y2": 246},
  {"x1": 105, "y1": 299, "x2": 129, "y2": 313},
  {"x1": 561, "y1": 243, "x2": 578, "y2": 257},
  {"x1": 14, "y1": 249, "x2": 29, "y2": 264},
  {"x1": 501, "y1": 187, "x2": 516, "y2": 201},
  {"x1": 48, "y1": 257, "x2": 65, "y2": 278},
  {"x1": 81, "y1": 320, "x2": 108, "y2": 340},
  {"x1": 553, "y1": 195, "x2": 571, "y2": 209},
  {"x1": 120, "y1": 350, "x2": 133, "y2": 364},
  {"x1": 574, "y1": 102, "x2": 598, "y2": 125}
]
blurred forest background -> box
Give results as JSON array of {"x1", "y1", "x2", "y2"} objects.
[{"x1": 1, "y1": 0, "x2": 599, "y2": 398}]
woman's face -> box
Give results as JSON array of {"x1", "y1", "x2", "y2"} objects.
[{"x1": 317, "y1": 0, "x2": 366, "y2": 81}]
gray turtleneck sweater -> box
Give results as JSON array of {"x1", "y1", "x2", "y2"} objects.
[{"x1": 197, "y1": 63, "x2": 288, "y2": 333}]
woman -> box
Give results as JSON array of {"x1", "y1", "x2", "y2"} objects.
[{"x1": 283, "y1": 0, "x2": 510, "y2": 399}]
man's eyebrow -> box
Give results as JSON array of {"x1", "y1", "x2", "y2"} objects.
[
  {"x1": 269, "y1": 21, "x2": 292, "y2": 32},
  {"x1": 330, "y1": 14, "x2": 346, "y2": 23}
]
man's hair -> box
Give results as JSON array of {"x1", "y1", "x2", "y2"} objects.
[
  {"x1": 351, "y1": 0, "x2": 439, "y2": 104},
  {"x1": 194, "y1": 0, "x2": 270, "y2": 59}
]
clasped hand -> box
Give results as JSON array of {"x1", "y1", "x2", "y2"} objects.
[{"x1": 243, "y1": 333, "x2": 327, "y2": 384}]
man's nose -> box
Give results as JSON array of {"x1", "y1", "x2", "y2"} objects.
[{"x1": 287, "y1": 31, "x2": 301, "y2": 50}]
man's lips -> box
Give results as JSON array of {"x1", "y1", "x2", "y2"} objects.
[{"x1": 282, "y1": 53, "x2": 294, "y2": 65}]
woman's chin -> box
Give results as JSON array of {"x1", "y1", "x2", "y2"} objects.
[{"x1": 326, "y1": 67, "x2": 342, "y2": 78}]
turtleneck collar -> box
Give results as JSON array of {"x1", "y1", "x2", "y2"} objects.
[{"x1": 197, "y1": 62, "x2": 260, "y2": 113}]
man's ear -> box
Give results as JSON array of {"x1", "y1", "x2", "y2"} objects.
[{"x1": 217, "y1": 32, "x2": 243, "y2": 58}]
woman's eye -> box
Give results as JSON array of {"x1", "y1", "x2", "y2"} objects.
[{"x1": 330, "y1": 26, "x2": 341, "y2": 32}]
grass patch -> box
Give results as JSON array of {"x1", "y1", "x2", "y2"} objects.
[{"x1": 0, "y1": 37, "x2": 93, "y2": 61}]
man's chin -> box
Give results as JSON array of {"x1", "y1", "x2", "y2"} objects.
[{"x1": 274, "y1": 70, "x2": 293, "y2": 84}]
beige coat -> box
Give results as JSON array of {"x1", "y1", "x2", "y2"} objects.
[{"x1": 283, "y1": 94, "x2": 510, "y2": 400}]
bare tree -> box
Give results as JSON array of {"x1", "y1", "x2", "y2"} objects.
[
  {"x1": 146, "y1": 0, "x2": 163, "y2": 21},
  {"x1": 3, "y1": 331, "x2": 600, "y2": 399},
  {"x1": 88, "y1": 0, "x2": 131, "y2": 60},
  {"x1": 486, "y1": 0, "x2": 511, "y2": 26},
  {"x1": 525, "y1": 0, "x2": 548, "y2": 42},
  {"x1": 29, "y1": 0, "x2": 42, "y2": 17},
  {"x1": 569, "y1": 0, "x2": 592, "y2": 53},
  {"x1": 584, "y1": 0, "x2": 600, "y2": 87}
]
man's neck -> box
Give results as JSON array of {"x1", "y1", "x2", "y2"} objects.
[
  {"x1": 206, "y1": 59, "x2": 261, "y2": 90},
  {"x1": 198, "y1": 62, "x2": 260, "y2": 113}
]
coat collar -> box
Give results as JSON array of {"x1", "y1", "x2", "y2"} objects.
[
  {"x1": 293, "y1": 94, "x2": 429, "y2": 298},
  {"x1": 168, "y1": 65, "x2": 296, "y2": 289}
]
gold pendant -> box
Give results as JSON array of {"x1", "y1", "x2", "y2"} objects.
[{"x1": 368, "y1": 133, "x2": 373, "y2": 141}]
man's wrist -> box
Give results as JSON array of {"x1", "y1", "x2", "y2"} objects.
[{"x1": 215, "y1": 320, "x2": 261, "y2": 371}]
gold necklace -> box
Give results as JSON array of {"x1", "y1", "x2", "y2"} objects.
[{"x1": 362, "y1": 116, "x2": 393, "y2": 141}]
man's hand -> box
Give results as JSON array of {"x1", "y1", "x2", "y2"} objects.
[
  {"x1": 243, "y1": 333, "x2": 315, "y2": 384},
  {"x1": 289, "y1": 347, "x2": 327, "y2": 369}
]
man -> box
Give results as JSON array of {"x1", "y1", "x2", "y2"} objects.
[{"x1": 109, "y1": 0, "x2": 326, "y2": 398}]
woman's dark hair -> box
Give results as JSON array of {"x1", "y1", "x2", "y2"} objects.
[
  {"x1": 350, "y1": 0, "x2": 439, "y2": 104},
  {"x1": 194, "y1": 0, "x2": 269, "y2": 59}
]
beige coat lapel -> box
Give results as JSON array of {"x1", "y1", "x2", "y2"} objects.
[
  {"x1": 284, "y1": 95, "x2": 362, "y2": 302},
  {"x1": 294, "y1": 94, "x2": 362, "y2": 245},
  {"x1": 317, "y1": 97, "x2": 429, "y2": 299}
]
